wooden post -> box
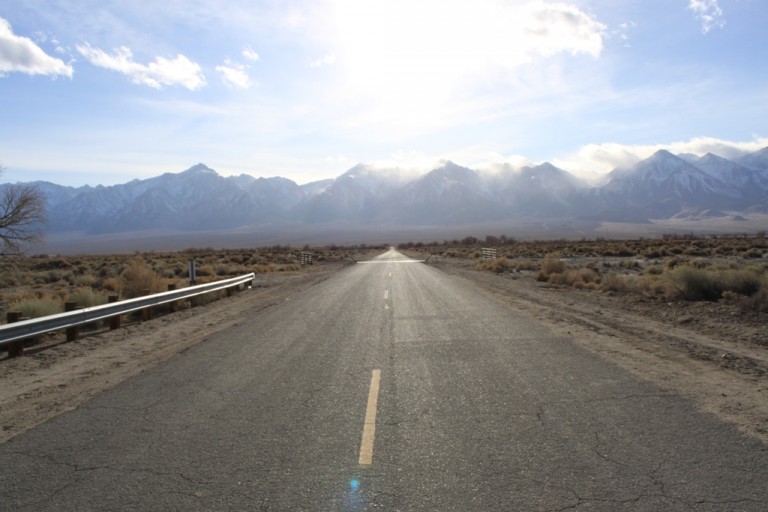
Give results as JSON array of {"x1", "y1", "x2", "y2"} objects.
[
  {"x1": 6, "y1": 311, "x2": 24, "y2": 358},
  {"x1": 65, "y1": 302, "x2": 79, "y2": 342},
  {"x1": 167, "y1": 283, "x2": 177, "y2": 312},
  {"x1": 108, "y1": 295, "x2": 121, "y2": 330},
  {"x1": 141, "y1": 289, "x2": 151, "y2": 321}
]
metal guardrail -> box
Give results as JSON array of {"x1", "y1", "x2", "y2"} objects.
[{"x1": 0, "y1": 273, "x2": 256, "y2": 349}]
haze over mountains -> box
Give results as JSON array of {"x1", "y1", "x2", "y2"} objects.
[{"x1": 6, "y1": 146, "x2": 768, "y2": 251}]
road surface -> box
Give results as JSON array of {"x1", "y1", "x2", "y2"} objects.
[{"x1": 2, "y1": 249, "x2": 767, "y2": 510}]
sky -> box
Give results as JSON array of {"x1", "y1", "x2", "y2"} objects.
[{"x1": 0, "y1": 0, "x2": 767, "y2": 186}]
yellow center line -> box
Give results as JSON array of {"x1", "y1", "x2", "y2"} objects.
[{"x1": 358, "y1": 369, "x2": 381, "y2": 466}]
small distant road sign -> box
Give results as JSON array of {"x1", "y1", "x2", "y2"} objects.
[
  {"x1": 300, "y1": 252, "x2": 313, "y2": 265},
  {"x1": 481, "y1": 248, "x2": 497, "y2": 260}
]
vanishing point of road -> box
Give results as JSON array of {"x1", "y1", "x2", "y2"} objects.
[{"x1": 2, "y1": 249, "x2": 767, "y2": 511}]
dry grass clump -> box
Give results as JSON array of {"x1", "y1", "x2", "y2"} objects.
[
  {"x1": 535, "y1": 254, "x2": 566, "y2": 282},
  {"x1": 723, "y1": 287, "x2": 768, "y2": 313},
  {"x1": 532, "y1": 255, "x2": 599, "y2": 289},
  {"x1": 10, "y1": 298, "x2": 61, "y2": 319},
  {"x1": 68, "y1": 287, "x2": 109, "y2": 308},
  {"x1": 475, "y1": 257, "x2": 513, "y2": 274},
  {"x1": 119, "y1": 258, "x2": 166, "y2": 299}
]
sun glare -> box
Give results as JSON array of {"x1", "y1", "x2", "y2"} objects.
[{"x1": 328, "y1": 0, "x2": 605, "y2": 129}]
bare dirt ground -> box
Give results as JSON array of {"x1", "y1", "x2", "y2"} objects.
[{"x1": 2, "y1": 257, "x2": 767, "y2": 447}]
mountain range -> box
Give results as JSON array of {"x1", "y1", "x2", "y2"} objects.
[{"x1": 5, "y1": 146, "x2": 768, "y2": 250}]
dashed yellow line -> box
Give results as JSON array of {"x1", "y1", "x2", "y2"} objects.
[{"x1": 358, "y1": 369, "x2": 381, "y2": 465}]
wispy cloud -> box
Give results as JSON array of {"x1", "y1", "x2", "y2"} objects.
[
  {"x1": 688, "y1": 0, "x2": 725, "y2": 33},
  {"x1": 241, "y1": 45, "x2": 260, "y2": 62},
  {"x1": 76, "y1": 42, "x2": 205, "y2": 90},
  {"x1": 553, "y1": 136, "x2": 768, "y2": 180},
  {"x1": 310, "y1": 53, "x2": 335, "y2": 68},
  {"x1": 216, "y1": 60, "x2": 253, "y2": 89},
  {"x1": 0, "y1": 17, "x2": 73, "y2": 77}
]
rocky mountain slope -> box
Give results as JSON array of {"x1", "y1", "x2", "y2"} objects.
[{"x1": 5, "y1": 147, "x2": 768, "y2": 235}]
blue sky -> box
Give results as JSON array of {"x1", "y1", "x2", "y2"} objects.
[{"x1": 1, "y1": 0, "x2": 766, "y2": 186}]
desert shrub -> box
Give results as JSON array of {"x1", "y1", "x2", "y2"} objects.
[
  {"x1": 742, "y1": 249, "x2": 764, "y2": 258},
  {"x1": 476, "y1": 257, "x2": 514, "y2": 274},
  {"x1": 644, "y1": 249, "x2": 664, "y2": 259},
  {"x1": 645, "y1": 265, "x2": 664, "y2": 276},
  {"x1": 73, "y1": 274, "x2": 98, "y2": 287},
  {"x1": 159, "y1": 268, "x2": 176, "y2": 279},
  {"x1": 745, "y1": 287, "x2": 768, "y2": 313},
  {"x1": 616, "y1": 259, "x2": 641, "y2": 270},
  {"x1": 664, "y1": 257, "x2": 687, "y2": 270},
  {"x1": 120, "y1": 259, "x2": 165, "y2": 299},
  {"x1": 195, "y1": 265, "x2": 214, "y2": 277},
  {"x1": 102, "y1": 277, "x2": 122, "y2": 292},
  {"x1": 718, "y1": 269, "x2": 763, "y2": 297},
  {"x1": 10, "y1": 298, "x2": 62, "y2": 319},
  {"x1": 68, "y1": 287, "x2": 108, "y2": 308},
  {"x1": 547, "y1": 268, "x2": 599, "y2": 288},
  {"x1": 513, "y1": 259, "x2": 538, "y2": 271},
  {"x1": 665, "y1": 266, "x2": 721, "y2": 301},
  {"x1": 601, "y1": 273, "x2": 627, "y2": 293},
  {"x1": 683, "y1": 246, "x2": 708, "y2": 256},
  {"x1": 664, "y1": 266, "x2": 763, "y2": 302},
  {"x1": 536, "y1": 254, "x2": 566, "y2": 281},
  {"x1": 216, "y1": 264, "x2": 245, "y2": 276}
]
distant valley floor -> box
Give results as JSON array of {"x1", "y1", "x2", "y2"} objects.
[{"x1": 42, "y1": 214, "x2": 768, "y2": 254}]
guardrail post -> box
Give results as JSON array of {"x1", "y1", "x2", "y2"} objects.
[
  {"x1": 141, "y1": 289, "x2": 151, "y2": 321},
  {"x1": 6, "y1": 311, "x2": 24, "y2": 357},
  {"x1": 167, "y1": 284, "x2": 177, "y2": 312},
  {"x1": 108, "y1": 295, "x2": 121, "y2": 330},
  {"x1": 65, "y1": 302, "x2": 79, "y2": 342}
]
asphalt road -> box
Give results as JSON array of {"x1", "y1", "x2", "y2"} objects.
[{"x1": 2, "y1": 249, "x2": 767, "y2": 511}]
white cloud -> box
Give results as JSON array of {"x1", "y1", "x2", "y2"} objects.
[
  {"x1": 242, "y1": 45, "x2": 260, "y2": 62},
  {"x1": 553, "y1": 136, "x2": 768, "y2": 181},
  {"x1": 0, "y1": 17, "x2": 73, "y2": 77},
  {"x1": 216, "y1": 60, "x2": 253, "y2": 89},
  {"x1": 688, "y1": 0, "x2": 725, "y2": 33},
  {"x1": 524, "y1": 2, "x2": 606, "y2": 58},
  {"x1": 310, "y1": 53, "x2": 336, "y2": 68},
  {"x1": 76, "y1": 42, "x2": 205, "y2": 90}
]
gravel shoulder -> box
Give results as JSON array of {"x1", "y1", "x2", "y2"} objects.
[{"x1": 2, "y1": 257, "x2": 766, "y2": 446}]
